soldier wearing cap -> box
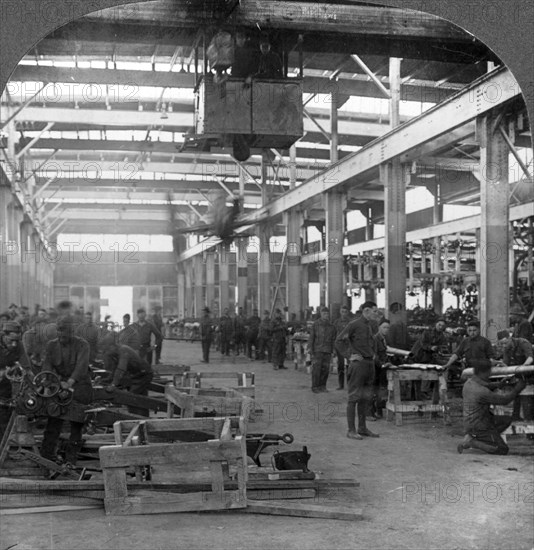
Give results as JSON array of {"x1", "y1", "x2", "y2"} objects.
[
  {"x1": 271, "y1": 308, "x2": 288, "y2": 370},
  {"x1": 309, "y1": 307, "x2": 336, "y2": 393},
  {"x1": 0, "y1": 321, "x2": 30, "y2": 437},
  {"x1": 257, "y1": 310, "x2": 272, "y2": 362},
  {"x1": 200, "y1": 307, "x2": 214, "y2": 363},
  {"x1": 40, "y1": 315, "x2": 93, "y2": 465}
]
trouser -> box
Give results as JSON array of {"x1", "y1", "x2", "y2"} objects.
[
  {"x1": 346, "y1": 358, "x2": 375, "y2": 432},
  {"x1": 201, "y1": 339, "x2": 211, "y2": 362},
  {"x1": 467, "y1": 416, "x2": 511, "y2": 455},
  {"x1": 336, "y1": 351, "x2": 347, "y2": 388},
  {"x1": 271, "y1": 338, "x2": 286, "y2": 368},
  {"x1": 41, "y1": 417, "x2": 84, "y2": 465},
  {"x1": 155, "y1": 341, "x2": 162, "y2": 364},
  {"x1": 234, "y1": 332, "x2": 246, "y2": 354},
  {"x1": 125, "y1": 372, "x2": 153, "y2": 417},
  {"x1": 220, "y1": 335, "x2": 231, "y2": 356},
  {"x1": 247, "y1": 333, "x2": 258, "y2": 359},
  {"x1": 139, "y1": 344, "x2": 153, "y2": 366},
  {"x1": 257, "y1": 337, "x2": 271, "y2": 361},
  {"x1": 312, "y1": 352, "x2": 331, "y2": 390}
]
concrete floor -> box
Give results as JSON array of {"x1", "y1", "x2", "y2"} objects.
[{"x1": 1, "y1": 339, "x2": 533, "y2": 550}]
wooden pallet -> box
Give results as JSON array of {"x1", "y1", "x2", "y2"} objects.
[
  {"x1": 99, "y1": 416, "x2": 248, "y2": 515},
  {"x1": 165, "y1": 385, "x2": 255, "y2": 423},
  {"x1": 174, "y1": 371, "x2": 255, "y2": 399}
]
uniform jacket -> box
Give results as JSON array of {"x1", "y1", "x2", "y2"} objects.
[
  {"x1": 42, "y1": 336, "x2": 92, "y2": 403},
  {"x1": 131, "y1": 321, "x2": 162, "y2": 348},
  {"x1": 502, "y1": 337, "x2": 533, "y2": 365},
  {"x1": 104, "y1": 345, "x2": 152, "y2": 386},
  {"x1": 336, "y1": 317, "x2": 376, "y2": 360},
  {"x1": 308, "y1": 318, "x2": 336, "y2": 354},
  {"x1": 455, "y1": 335, "x2": 495, "y2": 363}
]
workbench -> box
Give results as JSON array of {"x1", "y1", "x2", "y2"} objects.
[{"x1": 386, "y1": 365, "x2": 449, "y2": 426}]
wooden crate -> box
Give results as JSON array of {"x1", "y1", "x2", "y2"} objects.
[
  {"x1": 386, "y1": 368, "x2": 449, "y2": 426},
  {"x1": 99, "y1": 417, "x2": 247, "y2": 515},
  {"x1": 165, "y1": 385, "x2": 254, "y2": 425},
  {"x1": 174, "y1": 371, "x2": 255, "y2": 399}
]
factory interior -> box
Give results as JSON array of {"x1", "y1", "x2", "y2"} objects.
[{"x1": 0, "y1": 1, "x2": 533, "y2": 549}]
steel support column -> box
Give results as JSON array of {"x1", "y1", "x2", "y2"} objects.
[
  {"x1": 477, "y1": 112, "x2": 510, "y2": 340},
  {"x1": 193, "y1": 255, "x2": 204, "y2": 317},
  {"x1": 205, "y1": 251, "x2": 215, "y2": 314},
  {"x1": 184, "y1": 260, "x2": 193, "y2": 318},
  {"x1": 237, "y1": 238, "x2": 248, "y2": 311},
  {"x1": 382, "y1": 58, "x2": 406, "y2": 315},
  {"x1": 432, "y1": 183, "x2": 444, "y2": 314},
  {"x1": 219, "y1": 244, "x2": 230, "y2": 313},
  {"x1": 258, "y1": 152, "x2": 271, "y2": 313}
]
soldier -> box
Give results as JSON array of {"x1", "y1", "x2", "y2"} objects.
[
  {"x1": 257, "y1": 310, "x2": 272, "y2": 362},
  {"x1": 131, "y1": 308, "x2": 162, "y2": 365},
  {"x1": 309, "y1": 307, "x2": 336, "y2": 392},
  {"x1": 101, "y1": 334, "x2": 153, "y2": 417},
  {"x1": 218, "y1": 308, "x2": 234, "y2": 357},
  {"x1": 271, "y1": 309, "x2": 288, "y2": 370},
  {"x1": 0, "y1": 321, "x2": 30, "y2": 437},
  {"x1": 118, "y1": 314, "x2": 140, "y2": 351},
  {"x1": 245, "y1": 308, "x2": 261, "y2": 360},
  {"x1": 336, "y1": 301, "x2": 380, "y2": 439},
  {"x1": 151, "y1": 306, "x2": 164, "y2": 364},
  {"x1": 40, "y1": 315, "x2": 93, "y2": 465},
  {"x1": 334, "y1": 305, "x2": 352, "y2": 390},
  {"x1": 200, "y1": 307, "x2": 214, "y2": 363},
  {"x1": 76, "y1": 312, "x2": 100, "y2": 364}
]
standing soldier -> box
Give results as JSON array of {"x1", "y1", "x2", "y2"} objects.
[
  {"x1": 218, "y1": 308, "x2": 234, "y2": 357},
  {"x1": 334, "y1": 305, "x2": 352, "y2": 390},
  {"x1": 246, "y1": 308, "x2": 261, "y2": 360},
  {"x1": 234, "y1": 307, "x2": 247, "y2": 355},
  {"x1": 257, "y1": 310, "x2": 272, "y2": 362},
  {"x1": 309, "y1": 307, "x2": 336, "y2": 393},
  {"x1": 336, "y1": 301, "x2": 381, "y2": 440},
  {"x1": 271, "y1": 309, "x2": 288, "y2": 370},
  {"x1": 132, "y1": 308, "x2": 162, "y2": 365},
  {"x1": 151, "y1": 306, "x2": 164, "y2": 364},
  {"x1": 200, "y1": 307, "x2": 214, "y2": 363},
  {"x1": 118, "y1": 314, "x2": 140, "y2": 351}
]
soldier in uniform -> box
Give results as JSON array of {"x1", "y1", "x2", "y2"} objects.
[
  {"x1": 271, "y1": 309, "x2": 288, "y2": 370},
  {"x1": 200, "y1": 307, "x2": 214, "y2": 363},
  {"x1": 40, "y1": 315, "x2": 93, "y2": 465},
  {"x1": 0, "y1": 321, "x2": 30, "y2": 438}
]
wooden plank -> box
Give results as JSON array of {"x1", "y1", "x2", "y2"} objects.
[
  {"x1": 0, "y1": 504, "x2": 102, "y2": 515},
  {"x1": 99, "y1": 438, "x2": 243, "y2": 468},
  {"x1": 102, "y1": 468, "x2": 128, "y2": 501},
  {"x1": 114, "y1": 417, "x2": 224, "y2": 434},
  {"x1": 393, "y1": 372, "x2": 402, "y2": 427},
  {"x1": 104, "y1": 489, "x2": 246, "y2": 515},
  {"x1": 0, "y1": 494, "x2": 103, "y2": 508},
  {"x1": 385, "y1": 402, "x2": 442, "y2": 413},
  {"x1": 219, "y1": 418, "x2": 232, "y2": 441},
  {"x1": 123, "y1": 423, "x2": 141, "y2": 447},
  {"x1": 244, "y1": 500, "x2": 363, "y2": 520},
  {"x1": 248, "y1": 488, "x2": 316, "y2": 500}
]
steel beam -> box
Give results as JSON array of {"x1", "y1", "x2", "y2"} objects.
[
  {"x1": 343, "y1": 201, "x2": 534, "y2": 255},
  {"x1": 238, "y1": 68, "x2": 520, "y2": 224},
  {"x1": 350, "y1": 54, "x2": 391, "y2": 99},
  {"x1": 15, "y1": 122, "x2": 54, "y2": 159}
]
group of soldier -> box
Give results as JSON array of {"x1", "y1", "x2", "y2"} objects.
[
  {"x1": 199, "y1": 306, "x2": 292, "y2": 370},
  {"x1": 0, "y1": 301, "x2": 167, "y2": 466}
]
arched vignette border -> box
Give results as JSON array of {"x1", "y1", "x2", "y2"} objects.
[{"x1": 0, "y1": 0, "x2": 532, "y2": 139}]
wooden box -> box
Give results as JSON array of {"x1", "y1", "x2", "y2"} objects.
[
  {"x1": 99, "y1": 416, "x2": 247, "y2": 515},
  {"x1": 165, "y1": 385, "x2": 254, "y2": 424},
  {"x1": 251, "y1": 79, "x2": 304, "y2": 148},
  {"x1": 174, "y1": 371, "x2": 255, "y2": 399},
  {"x1": 196, "y1": 75, "x2": 252, "y2": 135}
]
